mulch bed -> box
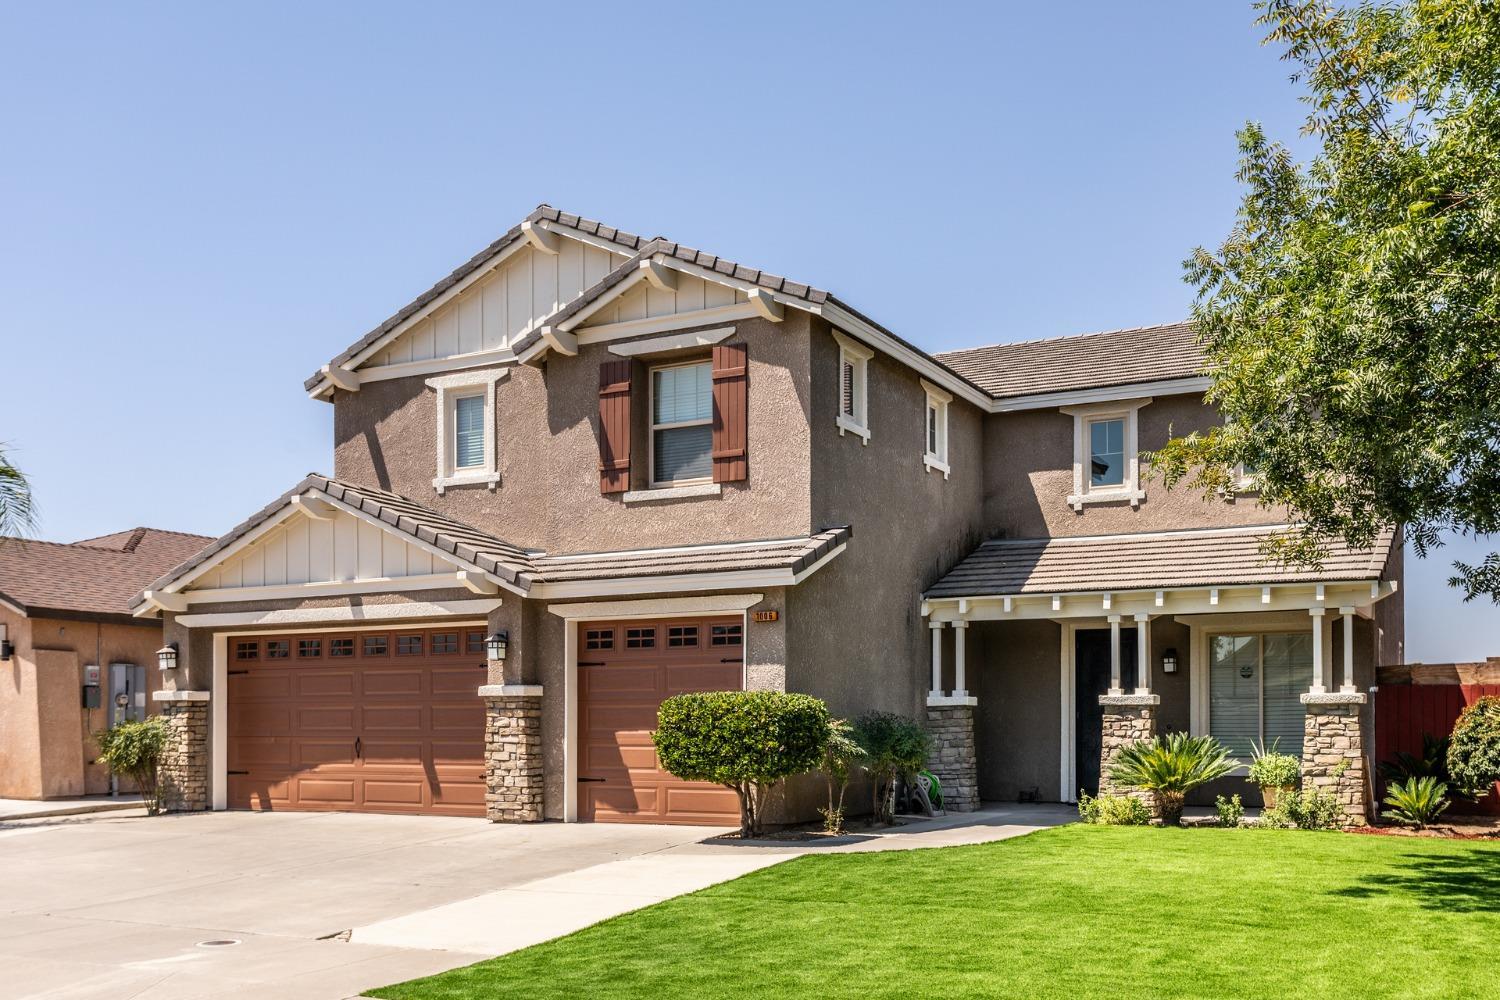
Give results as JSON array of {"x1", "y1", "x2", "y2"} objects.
[{"x1": 1348, "y1": 815, "x2": 1500, "y2": 840}]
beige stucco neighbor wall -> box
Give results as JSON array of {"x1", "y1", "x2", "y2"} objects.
[
  {"x1": 788, "y1": 319, "x2": 987, "y2": 725},
  {"x1": 331, "y1": 314, "x2": 816, "y2": 553},
  {"x1": 0, "y1": 610, "x2": 165, "y2": 799},
  {"x1": 983, "y1": 393, "x2": 1288, "y2": 540}
]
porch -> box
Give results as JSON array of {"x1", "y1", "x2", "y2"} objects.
[{"x1": 920, "y1": 525, "x2": 1402, "y2": 824}]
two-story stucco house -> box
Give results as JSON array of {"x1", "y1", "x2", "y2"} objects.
[{"x1": 131, "y1": 206, "x2": 1402, "y2": 827}]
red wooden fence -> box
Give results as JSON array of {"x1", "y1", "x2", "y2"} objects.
[{"x1": 1374, "y1": 684, "x2": 1500, "y2": 815}]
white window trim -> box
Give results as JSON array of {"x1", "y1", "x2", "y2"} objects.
[
  {"x1": 832, "y1": 328, "x2": 872, "y2": 444},
  {"x1": 648, "y1": 359, "x2": 714, "y2": 489},
  {"x1": 426, "y1": 368, "x2": 508, "y2": 493},
  {"x1": 1060, "y1": 397, "x2": 1150, "y2": 512},
  {"x1": 1193, "y1": 623, "x2": 1321, "y2": 767},
  {"x1": 920, "y1": 378, "x2": 951, "y2": 479}
]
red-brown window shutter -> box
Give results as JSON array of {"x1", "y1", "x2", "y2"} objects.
[
  {"x1": 598, "y1": 360, "x2": 632, "y2": 494},
  {"x1": 711, "y1": 342, "x2": 748, "y2": 483}
]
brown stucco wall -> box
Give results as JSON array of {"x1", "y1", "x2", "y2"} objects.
[
  {"x1": 788, "y1": 319, "x2": 987, "y2": 724},
  {"x1": 331, "y1": 314, "x2": 816, "y2": 553},
  {"x1": 982, "y1": 393, "x2": 1287, "y2": 540},
  {"x1": 0, "y1": 612, "x2": 165, "y2": 799}
]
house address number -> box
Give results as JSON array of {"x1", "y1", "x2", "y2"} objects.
[{"x1": 752, "y1": 610, "x2": 779, "y2": 623}]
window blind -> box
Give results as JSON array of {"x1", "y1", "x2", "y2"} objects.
[
  {"x1": 1262, "y1": 634, "x2": 1312, "y2": 756},
  {"x1": 454, "y1": 394, "x2": 485, "y2": 469},
  {"x1": 1209, "y1": 635, "x2": 1260, "y2": 760}
]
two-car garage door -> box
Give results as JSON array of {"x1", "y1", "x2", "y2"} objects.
[{"x1": 227, "y1": 627, "x2": 488, "y2": 816}]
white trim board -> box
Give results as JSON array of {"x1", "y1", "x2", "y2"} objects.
[
  {"x1": 527, "y1": 544, "x2": 846, "y2": 600},
  {"x1": 547, "y1": 593, "x2": 764, "y2": 619},
  {"x1": 174, "y1": 599, "x2": 501, "y2": 629}
]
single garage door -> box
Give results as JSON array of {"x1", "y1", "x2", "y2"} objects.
[
  {"x1": 227, "y1": 626, "x2": 487, "y2": 816},
  {"x1": 577, "y1": 616, "x2": 744, "y2": 825}
]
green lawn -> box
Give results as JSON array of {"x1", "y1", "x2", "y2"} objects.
[{"x1": 370, "y1": 825, "x2": 1500, "y2": 1000}]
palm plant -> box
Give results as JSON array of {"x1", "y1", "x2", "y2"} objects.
[
  {"x1": 0, "y1": 444, "x2": 36, "y2": 538},
  {"x1": 1382, "y1": 776, "x2": 1451, "y2": 831},
  {"x1": 1108, "y1": 732, "x2": 1237, "y2": 826}
]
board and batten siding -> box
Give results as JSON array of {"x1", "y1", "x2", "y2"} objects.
[
  {"x1": 576, "y1": 273, "x2": 747, "y2": 331},
  {"x1": 369, "y1": 240, "x2": 627, "y2": 367},
  {"x1": 186, "y1": 510, "x2": 443, "y2": 590}
]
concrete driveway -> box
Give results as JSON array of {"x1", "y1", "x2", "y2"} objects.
[{"x1": 0, "y1": 809, "x2": 738, "y2": 1000}]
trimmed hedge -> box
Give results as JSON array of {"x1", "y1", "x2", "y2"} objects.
[
  {"x1": 1448, "y1": 695, "x2": 1500, "y2": 798},
  {"x1": 653, "y1": 691, "x2": 830, "y2": 836}
]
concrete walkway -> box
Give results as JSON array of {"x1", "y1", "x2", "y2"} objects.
[
  {"x1": 353, "y1": 803, "x2": 1073, "y2": 959},
  {"x1": 0, "y1": 794, "x2": 144, "y2": 821}
]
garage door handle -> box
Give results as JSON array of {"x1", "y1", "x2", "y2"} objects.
[
  {"x1": 578, "y1": 777, "x2": 605, "y2": 783},
  {"x1": 354, "y1": 737, "x2": 362, "y2": 760},
  {"x1": 720, "y1": 658, "x2": 743, "y2": 663}
]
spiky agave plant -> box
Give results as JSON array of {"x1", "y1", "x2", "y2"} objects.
[
  {"x1": 1382, "y1": 776, "x2": 1451, "y2": 831},
  {"x1": 1108, "y1": 732, "x2": 1237, "y2": 826}
]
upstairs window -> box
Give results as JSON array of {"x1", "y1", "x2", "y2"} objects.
[
  {"x1": 650, "y1": 361, "x2": 714, "y2": 486},
  {"x1": 1061, "y1": 398, "x2": 1149, "y2": 511},
  {"x1": 831, "y1": 329, "x2": 872, "y2": 444},
  {"x1": 426, "y1": 368, "x2": 508, "y2": 494},
  {"x1": 921, "y1": 379, "x2": 951, "y2": 479}
]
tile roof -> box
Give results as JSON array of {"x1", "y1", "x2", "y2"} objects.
[
  {"x1": 530, "y1": 527, "x2": 851, "y2": 585},
  {"x1": 0, "y1": 529, "x2": 213, "y2": 620},
  {"x1": 304, "y1": 205, "x2": 650, "y2": 391},
  {"x1": 924, "y1": 525, "x2": 1395, "y2": 599},
  {"x1": 934, "y1": 322, "x2": 1205, "y2": 400},
  {"x1": 133, "y1": 475, "x2": 850, "y2": 608}
]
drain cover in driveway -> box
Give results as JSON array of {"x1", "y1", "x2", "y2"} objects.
[{"x1": 196, "y1": 939, "x2": 241, "y2": 948}]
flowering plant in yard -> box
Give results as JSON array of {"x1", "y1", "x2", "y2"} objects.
[{"x1": 1108, "y1": 732, "x2": 1237, "y2": 826}]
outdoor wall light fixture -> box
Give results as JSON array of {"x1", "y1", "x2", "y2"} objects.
[
  {"x1": 0, "y1": 624, "x2": 10, "y2": 661},
  {"x1": 1162, "y1": 648, "x2": 1179, "y2": 674},
  {"x1": 486, "y1": 631, "x2": 509, "y2": 662},
  {"x1": 156, "y1": 642, "x2": 179, "y2": 672}
]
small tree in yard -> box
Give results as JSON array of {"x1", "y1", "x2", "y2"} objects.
[
  {"x1": 1447, "y1": 696, "x2": 1500, "y2": 800},
  {"x1": 653, "y1": 691, "x2": 830, "y2": 838},
  {"x1": 818, "y1": 718, "x2": 865, "y2": 834},
  {"x1": 853, "y1": 712, "x2": 930, "y2": 825},
  {"x1": 95, "y1": 716, "x2": 171, "y2": 815}
]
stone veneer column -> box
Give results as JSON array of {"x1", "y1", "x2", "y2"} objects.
[
  {"x1": 481, "y1": 685, "x2": 544, "y2": 822},
  {"x1": 1096, "y1": 694, "x2": 1159, "y2": 800},
  {"x1": 155, "y1": 692, "x2": 210, "y2": 812},
  {"x1": 925, "y1": 701, "x2": 979, "y2": 812},
  {"x1": 1300, "y1": 692, "x2": 1369, "y2": 827}
]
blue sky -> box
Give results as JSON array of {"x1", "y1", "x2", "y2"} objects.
[{"x1": 0, "y1": 2, "x2": 1492, "y2": 660}]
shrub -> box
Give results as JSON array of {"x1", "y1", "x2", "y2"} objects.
[
  {"x1": 1248, "y1": 740, "x2": 1300, "y2": 803},
  {"x1": 1108, "y1": 732, "x2": 1237, "y2": 826},
  {"x1": 1215, "y1": 794, "x2": 1244, "y2": 828},
  {"x1": 94, "y1": 716, "x2": 171, "y2": 815},
  {"x1": 1077, "y1": 791, "x2": 1150, "y2": 826},
  {"x1": 852, "y1": 712, "x2": 931, "y2": 825},
  {"x1": 1260, "y1": 787, "x2": 1343, "y2": 830},
  {"x1": 1447, "y1": 696, "x2": 1500, "y2": 798},
  {"x1": 1382, "y1": 776, "x2": 1451, "y2": 830},
  {"x1": 818, "y1": 718, "x2": 866, "y2": 834},
  {"x1": 653, "y1": 691, "x2": 830, "y2": 837}
]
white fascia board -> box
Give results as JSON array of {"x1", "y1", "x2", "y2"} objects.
[
  {"x1": 180, "y1": 573, "x2": 474, "y2": 606},
  {"x1": 992, "y1": 377, "x2": 1213, "y2": 413},
  {"x1": 820, "y1": 302, "x2": 992, "y2": 410},
  {"x1": 162, "y1": 502, "x2": 307, "y2": 595},
  {"x1": 175, "y1": 599, "x2": 502, "y2": 629},
  {"x1": 547, "y1": 593, "x2": 766, "y2": 619},
  {"x1": 0, "y1": 593, "x2": 28, "y2": 616},
  {"x1": 557, "y1": 266, "x2": 651, "y2": 333},
  {"x1": 336, "y1": 349, "x2": 518, "y2": 390},
  {"x1": 528, "y1": 546, "x2": 845, "y2": 601},
  {"x1": 576, "y1": 303, "x2": 760, "y2": 346},
  {"x1": 606, "y1": 326, "x2": 736, "y2": 357},
  {"x1": 925, "y1": 580, "x2": 1388, "y2": 623}
]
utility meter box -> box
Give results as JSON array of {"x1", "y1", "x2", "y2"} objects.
[{"x1": 82, "y1": 664, "x2": 102, "y2": 709}]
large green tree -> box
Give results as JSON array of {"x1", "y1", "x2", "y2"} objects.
[
  {"x1": 1152, "y1": 0, "x2": 1500, "y2": 600},
  {"x1": 0, "y1": 444, "x2": 35, "y2": 538}
]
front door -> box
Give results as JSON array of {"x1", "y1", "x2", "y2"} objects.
[{"x1": 1074, "y1": 628, "x2": 1138, "y2": 797}]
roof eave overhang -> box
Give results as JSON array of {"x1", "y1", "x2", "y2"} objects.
[
  {"x1": 526, "y1": 541, "x2": 847, "y2": 601},
  {"x1": 922, "y1": 579, "x2": 1398, "y2": 622}
]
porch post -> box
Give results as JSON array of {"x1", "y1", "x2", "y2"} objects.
[
  {"x1": 929, "y1": 621, "x2": 945, "y2": 698},
  {"x1": 1339, "y1": 607, "x2": 1356, "y2": 693},
  {"x1": 1107, "y1": 615, "x2": 1123, "y2": 696},
  {"x1": 1134, "y1": 614, "x2": 1151, "y2": 695},
  {"x1": 1308, "y1": 608, "x2": 1327, "y2": 694},
  {"x1": 952, "y1": 620, "x2": 969, "y2": 698}
]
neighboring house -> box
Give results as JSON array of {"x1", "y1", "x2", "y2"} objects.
[
  {"x1": 0, "y1": 528, "x2": 212, "y2": 799},
  {"x1": 130, "y1": 205, "x2": 1402, "y2": 827}
]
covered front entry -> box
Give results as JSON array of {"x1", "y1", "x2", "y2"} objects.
[
  {"x1": 227, "y1": 626, "x2": 488, "y2": 816},
  {"x1": 1074, "y1": 628, "x2": 1138, "y2": 796},
  {"x1": 577, "y1": 616, "x2": 744, "y2": 825}
]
